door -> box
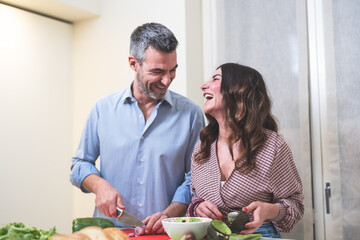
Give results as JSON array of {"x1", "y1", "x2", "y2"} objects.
[
  {"x1": 308, "y1": 0, "x2": 360, "y2": 239},
  {"x1": 0, "y1": 4, "x2": 73, "y2": 234}
]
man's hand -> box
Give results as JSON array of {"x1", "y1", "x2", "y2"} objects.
[
  {"x1": 195, "y1": 200, "x2": 222, "y2": 220},
  {"x1": 82, "y1": 174, "x2": 125, "y2": 218},
  {"x1": 143, "y1": 202, "x2": 188, "y2": 234},
  {"x1": 143, "y1": 212, "x2": 168, "y2": 234},
  {"x1": 240, "y1": 201, "x2": 279, "y2": 235}
]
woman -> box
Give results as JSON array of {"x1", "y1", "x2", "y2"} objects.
[{"x1": 187, "y1": 63, "x2": 304, "y2": 238}]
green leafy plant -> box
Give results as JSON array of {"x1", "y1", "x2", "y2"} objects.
[{"x1": 0, "y1": 222, "x2": 56, "y2": 240}]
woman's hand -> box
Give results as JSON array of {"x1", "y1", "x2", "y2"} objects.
[
  {"x1": 196, "y1": 200, "x2": 223, "y2": 220},
  {"x1": 240, "y1": 201, "x2": 279, "y2": 234}
]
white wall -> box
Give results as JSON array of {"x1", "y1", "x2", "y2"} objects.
[
  {"x1": 72, "y1": 0, "x2": 204, "y2": 219},
  {"x1": 0, "y1": 0, "x2": 203, "y2": 234},
  {"x1": 0, "y1": 4, "x2": 73, "y2": 234}
]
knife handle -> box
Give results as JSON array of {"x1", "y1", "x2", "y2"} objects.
[{"x1": 116, "y1": 207, "x2": 124, "y2": 217}]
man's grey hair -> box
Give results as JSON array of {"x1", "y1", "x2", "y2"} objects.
[{"x1": 130, "y1": 22, "x2": 178, "y2": 64}]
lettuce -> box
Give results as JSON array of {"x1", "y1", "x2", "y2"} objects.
[{"x1": 0, "y1": 222, "x2": 56, "y2": 240}]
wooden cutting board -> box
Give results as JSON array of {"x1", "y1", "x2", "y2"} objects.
[{"x1": 122, "y1": 228, "x2": 171, "y2": 240}]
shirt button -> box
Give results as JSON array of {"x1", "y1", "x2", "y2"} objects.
[
  {"x1": 139, "y1": 115, "x2": 142, "y2": 118},
  {"x1": 139, "y1": 181, "x2": 143, "y2": 184},
  {"x1": 139, "y1": 203, "x2": 142, "y2": 207},
  {"x1": 140, "y1": 158, "x2": 144, "y2": 162}
]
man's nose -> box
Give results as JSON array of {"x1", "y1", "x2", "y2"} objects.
[{"x1": 161, "y1": 73, "x2": 172, "y2": 86}]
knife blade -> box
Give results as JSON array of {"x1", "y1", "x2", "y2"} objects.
[{"x1": 117, "y1": 207, "x2": 144, "y2": 227}]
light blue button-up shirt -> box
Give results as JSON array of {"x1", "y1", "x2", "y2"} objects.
[{"x1": 70, "y1": 86, "x2": 204, "y2": 227}]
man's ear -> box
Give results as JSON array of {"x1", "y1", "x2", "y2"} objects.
[{"x1": 128, "y1": 56, "x2": 138, "y2": 71}]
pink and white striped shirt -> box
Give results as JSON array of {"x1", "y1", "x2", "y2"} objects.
[{"x1": 189, "y1": 129, "x2": 304, "y2": 233}]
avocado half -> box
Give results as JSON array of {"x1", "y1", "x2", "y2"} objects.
[
  {"x1": 227, "y1": 211, "x2": 249, "y2": 232},
  {"x1": 207, "y1": 220, "x2": 232, "y2": 240}
]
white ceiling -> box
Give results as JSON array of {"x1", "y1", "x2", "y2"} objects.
[{"x1": 0, "y1": 0, "x2": 100, "y2": 22}]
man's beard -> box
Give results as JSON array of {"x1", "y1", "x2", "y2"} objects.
[{"x1": 136, "y1": 69, "x2": 167, "y2": 100}]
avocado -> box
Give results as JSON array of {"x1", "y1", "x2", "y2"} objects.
[
  {"x1": 229, "y1": 233, "x2": 262, "y2": 240},
  {"x1": 227, "y1": 211, "x2": 249, "y2": 232},
  {"x1": 207, "y1": 220, "x2": 231, "y2": 240}
]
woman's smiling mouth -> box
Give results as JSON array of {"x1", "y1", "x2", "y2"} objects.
[{"x1": 204, "y1": 93, "x2": 214, "y2": 101}]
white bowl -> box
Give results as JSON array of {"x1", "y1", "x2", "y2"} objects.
[{"x1": 162, "y1": 217, "x2": 212, "y2": 240}]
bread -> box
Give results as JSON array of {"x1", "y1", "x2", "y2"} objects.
[
  {"x1": 78, "y1": 226, "x2": 114, "y2": 240},
  {"x1": 72, "y1": 232, "x2": 92, "y2": 240},
  {"x1": 49, "y1": 233, "x2": 82, "y2": 240},
  {"x1": 50, "y1": 226, "x2": 128, "y2": 240},
  {"x1": 103, "y1": 227, "x2": 128, "y2": 239}
]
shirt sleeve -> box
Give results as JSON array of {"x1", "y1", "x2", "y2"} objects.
[
  {"x1": 172, "y1": 107, "x2": 205, "y2": 205},
  {"x1": 186, "y1": 141, "x2": 202, "y2": 217},
  {"x1": 270, "y1": 140, "x2": 304, "y2": 232},
  {"x1": 70, "y1": 102, "x2": 101, "y2": 193},
  {"x1": 172, "y1": 171, "x2": 192, "y2": 205}
]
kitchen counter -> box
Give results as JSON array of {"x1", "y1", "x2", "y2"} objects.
[
  {"x1": 122, "y1": 229, "x2": 170, "y2": 240},
  {"x1": 122, "y1": 229, "x2": 295, "y2": 240}
]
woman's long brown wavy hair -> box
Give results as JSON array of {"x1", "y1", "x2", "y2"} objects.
[{"x1": 195, "y1": 63, "x2": 278, "y2": 172}]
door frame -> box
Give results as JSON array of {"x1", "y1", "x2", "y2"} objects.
[
  {"x1": 307, "y1": 0, "x2": 326, "y2": 238},
  {"x1": 307, "y1": 0, "x2": 345, "y2": 239}
]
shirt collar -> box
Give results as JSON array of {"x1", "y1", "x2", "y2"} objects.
[
  {"x1": 162, "y1": 90, "x2": 173, "y2": 107},
  {"x1": 120, "y1": 83, "x2": 173, "y2": 107},
  {"x1": 120, "y1": 86, "x2": 135, "y2": 104}
]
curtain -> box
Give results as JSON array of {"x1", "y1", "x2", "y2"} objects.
[{"x1": 212, "y1": 0, "x2": 312, "y2": 239}]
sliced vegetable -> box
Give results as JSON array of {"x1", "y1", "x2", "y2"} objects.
[
  {"x1": 175, "y1": 218, "x2": 202, "y2": 222},
  {"x1": 134, "y1": 225, "x2": 146, "y2": 236},
  {"x1": 180, "y1": 232, "x2": 196, "y2": 240},
  {"x1": 72, "y1": 217, "x2": 114, "y2": 232}
]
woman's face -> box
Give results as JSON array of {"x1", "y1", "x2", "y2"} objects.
[{"x1": 200, "y1": 68, "x2": 224, "y2": 118}]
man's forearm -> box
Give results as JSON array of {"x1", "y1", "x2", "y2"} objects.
[
  {"x1": 162, "y1": 202, "x2": 188, "y2": 217},
  {"x1": 81, "y1": 173, "x2": 105, "y2": 194}
]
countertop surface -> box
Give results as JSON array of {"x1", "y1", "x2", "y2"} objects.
[
  {"x1": 122, "y1": 229, "x2": 170, "y2": 240},
  {"x1": 122, "y1": 229, "x2": 295, "y2": 240}
]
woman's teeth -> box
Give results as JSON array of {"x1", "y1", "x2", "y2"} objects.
[{"x1": 204, "y1": 93, "x2": 213, "y2": 100}]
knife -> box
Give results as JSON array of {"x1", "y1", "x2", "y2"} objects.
[{"x1": 116, "y1": 207, "x2": 144, "y2": 227}]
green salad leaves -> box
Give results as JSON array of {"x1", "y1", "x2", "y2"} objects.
[{"x1": 0, "y1": 222, "x2": 56, "y2": 240}]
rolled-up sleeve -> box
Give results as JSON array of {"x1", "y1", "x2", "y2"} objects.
[
  {"x1": 70, "y1": 103, "x2": 101, "y2": 192},
  {"x1": 270, "y1": 141, "x2": 304, "y2": 232},
  {"x1": 172, "y1": 171, "x2": 192, "y2": 204}
]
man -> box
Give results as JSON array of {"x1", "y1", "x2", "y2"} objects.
[{"x1": 70, "y1": 22, "x2": 204, "y2": 234}]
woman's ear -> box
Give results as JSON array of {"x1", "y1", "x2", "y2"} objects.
[{"x1": 128, "y1": 56, "x2": 138, "y2": 71}]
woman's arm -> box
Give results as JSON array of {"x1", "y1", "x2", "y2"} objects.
[{"x1": 269, "y1": 140, "x2": 304, "y2": 232}]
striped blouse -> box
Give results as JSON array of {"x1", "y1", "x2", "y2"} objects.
[{"x1": 188, "y1": 129, "x2": 304, "y2": 233}]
